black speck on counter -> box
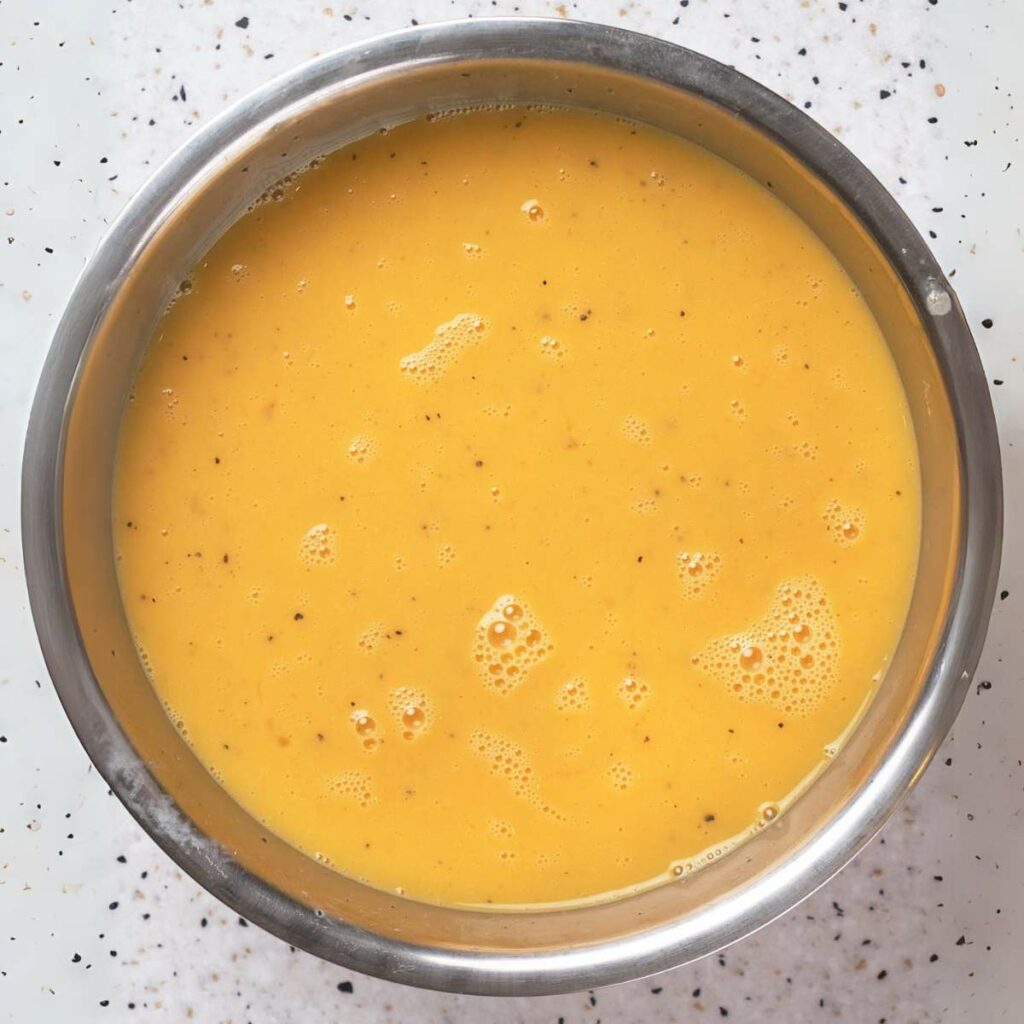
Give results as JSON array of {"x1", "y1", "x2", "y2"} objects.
[
  {"x1": 337, "y1": 980, "x2": 354, "y2": 993},
  {"x1": 879, "y1": 89, "x2": 892, "y2": 99},
  {"x1": 234, "y1": 16, "x2": 250, "y2": 28},
  {"x1": 1000, "y1": 589, "x2": 1009, "y2": 600},
  {"x1": 982, "y1": 318, "x2": 994, "y2": 328}
]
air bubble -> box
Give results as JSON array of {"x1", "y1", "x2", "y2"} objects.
[
  {"x1": 357, "y1": 624, "x2": 385, "y2": 653},
  {"x1": 299, "y1": 523, "x2": 337, "y2": 566},
  {"x1": 555, "y1": 677, "x2": 590, "y2": 712},
  {"x1": 400, "y1": 312, "x2": 488, "y2": 385},
  {"x1": 469, "y1": 729, "x2": 561, "y2": 819},
  {"x1": 694, "y1": 576, "x2": 841, "y2": 715},
  {"x1": 616, "y1": 675, "x2": 649, "y2": 709},
  {"x1": 676, "y1": 551, "x2": 722, "y2": 599},
  {"x1": 622, "y1": 415, "x2": 652, "y2": 446},
  {"x1": 823, "y1": 500, "x2": 864, "y2": 546},
  {"x1": 328, "y1": 770, "x2": 377, "y2": 808},
  {"x1": 488, "y1": 620, "x2": 517, "y2": 647},
  {"x1": 347, "y1": 435, "x2": 377, "y2": 464},
  {"x1": 521, "y1": 198, "x2": 545, "y2": 222},
  {"x1": 630, "y1": 495, "x2": 659, "y2": 516},
  {"x1": 473, "y1": 595, "x2": 552, "y2": 694},
  {"x1": 607, "y1": 761, "x2": 635, "y2": 792},
  {"x1": 387, "y1": 687, "x2": 431, "y2": 740},
  {"x1": 539, "y1": 335, "x2": 565, "y2": 360},
  {"x1": 488, "y1": 818, "x2": 516, "y2": 840}
]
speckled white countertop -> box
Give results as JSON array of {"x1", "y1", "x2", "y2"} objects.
[{"x1": 1, "y1": 0, "x2": 1021, "y2": 1020}]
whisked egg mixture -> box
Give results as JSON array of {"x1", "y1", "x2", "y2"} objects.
[{"x1": 113, "y1": 107, "x2": 919, "y2": 906}]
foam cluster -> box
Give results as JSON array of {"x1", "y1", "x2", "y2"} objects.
[
  {"x1": 347, "y1": 435, "x2": 377, "y2": 464},
  {"x1": 607, "y1": 761, "x2": 635, "y2": 792},
  {"x1": 399, "y1": 313, "x2": 487, "y2": 384},
  {"x1": 387, "y1": 686, "x2": 431, "y2": 741},
  {"x1": 469, "y1": 729, "x2": 561, "y2": 819},
  {"x1": 328, "y1": 769, "x2": 376, "y2": 808},
  {"x1": 357, "y1": 624, "x2": 385, "y2": 653},
  {"x1": 555, "y1": 677, "x2": 590, "y2": 712},
  {"x1": 677, "y1": 551, "x2": 722, "y2": 599},
  {"x1": 622, "y1": 415, "x2": 652, "y2": 446},
  {"x1": 617, "y1": 675, "x2": 650, "y2": 709},
  {"x1": 823, "y1": 499, "x2": 864, "y2": 545},
  {"x1": 488, "y1": 818, "x2": 516, "y2": 839},
  {"x1": 693, "y1": 576, "x2": 841, "y2": 715},
  {"x1": 538, "y1": 335, "x2": 565, "y2": 360},
  {"x1": 299, "y1": 523, "x2": 337, "y2": 567},
  {"x1": 472, "y1": 594, "x2": 553, "y2": 695}
]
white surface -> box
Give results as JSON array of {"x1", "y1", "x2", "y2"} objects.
[{"x1": 1, "y1": 1, "x2": 1021, "y2": 1020}]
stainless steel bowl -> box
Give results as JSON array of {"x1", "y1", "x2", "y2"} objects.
[{"x1": 23, "y1": 18, "x2": 1001, "y2": 995}]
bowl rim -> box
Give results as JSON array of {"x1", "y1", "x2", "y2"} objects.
[{"x1": 22, "y1": 16, "x2": 1002, "y2": 995}]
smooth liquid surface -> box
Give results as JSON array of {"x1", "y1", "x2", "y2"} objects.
[{"x1": 114, "y1": 108, "x2": 920, "y2": 906}]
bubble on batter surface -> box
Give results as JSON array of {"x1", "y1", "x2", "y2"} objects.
[
  {"x1": 387, "y1": 686, "x2": 432, "y2": 740},
  {"x1": 676, "y1": 551, "x2": 722, "y2": 599},
  {"x1": 538, "y1": 334, "x2": 566, "y2": 361},
  {"x1": 622, "y1": 414, "x2": 652, "y2": 446},
  {"x1": 520, "y1": 198, "x2": 545, "y2": 222},
  {"x1": 357, "y1": 623, "x2": 385, "y2": 654},
  {"x1": 399, "y1": 313, "x2": 488, "y2": 384},
  {"x1": 472, "y1": 594, "x2": 553, "y2": 695},
  {"x1": 299, "y1": 523, "x2": 337, "y2": 566},
  {"x1": 348, "y1": 708, "x2": 381, "y2": 753},
  {"x1": 617, "y1": 675, "x2": 650, "y2": 709},
  {"x1": 607, "y1": 761, "x2": 635, "y2": 792},
  {"x1": 630, "y1": 495, "x2": 660, "y2": 517},
  {"x1": 555, "y1": 677, "x2": 590, "y2": 712},
  {"x1": 347, "y1": 435, "x2": 377, "y2": 464},
  {"x1": 692, "y1": 576, "x2": 841, "y2": 715},
  {"x1": 488, "y1": 818, "x2": 516, "y2": 840},
  {"x1": 822, "y1": 499, "x2": 864, "y2": 546},
  {"x1": 469, "y1": 729, "x2": 562, "y2": 820},
  {"x1": 328, "y1": 770, "x2": 377, "y2": 808}
]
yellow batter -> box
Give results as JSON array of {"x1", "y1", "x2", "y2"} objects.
[{"x1": 113, "y1": 107, "x2": 920, "y2": 906}]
